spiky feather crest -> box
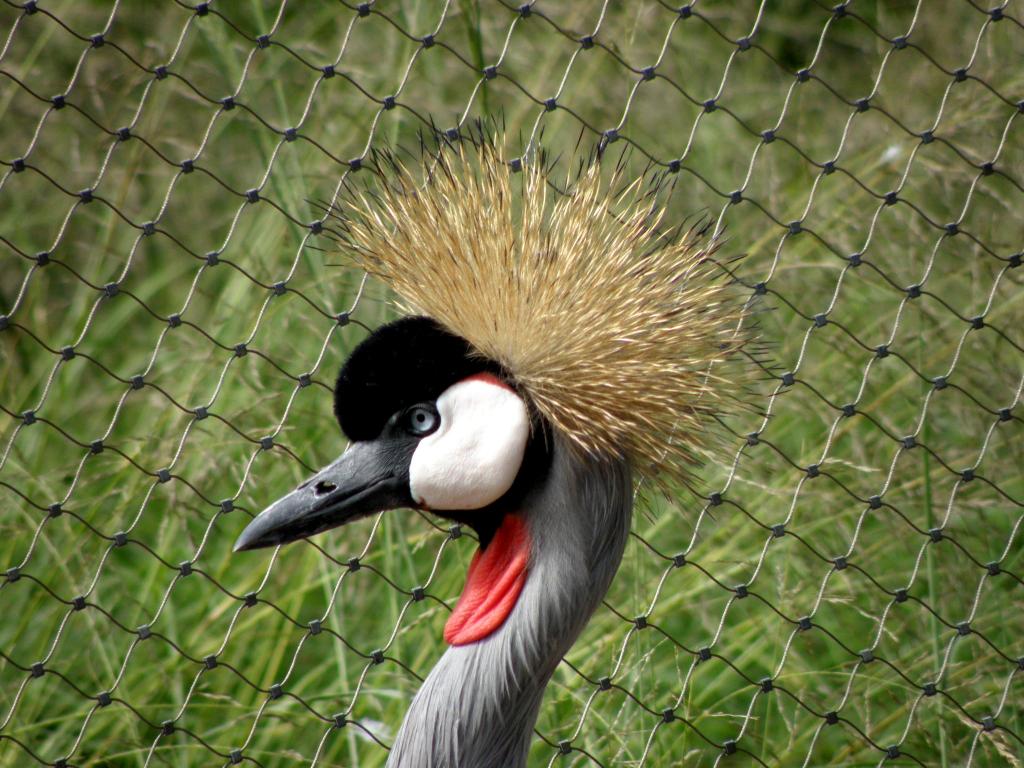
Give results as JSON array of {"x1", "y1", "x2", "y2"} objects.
[{"x1": 333, "y1": 142, "x2": 750, "y2": 487}]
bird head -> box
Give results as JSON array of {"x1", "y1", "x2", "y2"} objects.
[
  {"x1": 233, "y1": 315, "x2": 546, "y2": 553},
  {"x1": 233, "y1": 140, "x2": 752, "y2": 648}
]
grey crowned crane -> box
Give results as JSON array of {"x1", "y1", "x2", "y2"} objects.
[{"x1": 234, "y1": 144, "x2": 750, "y2": 767}]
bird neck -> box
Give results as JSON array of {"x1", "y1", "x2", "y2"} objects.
[{"x1": 387, "y1": 438, "x2": 633, "y2": 768}]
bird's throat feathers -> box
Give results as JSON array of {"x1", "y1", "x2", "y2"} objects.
[{"x1": 444, "y1": 514, "x2": 530, "y2": 645}]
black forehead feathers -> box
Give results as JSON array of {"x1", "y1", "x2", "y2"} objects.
[{"x1": 334, "y1": 316, "x2": 503, "y2": 441}]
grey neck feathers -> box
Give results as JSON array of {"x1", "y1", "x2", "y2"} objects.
[{"x1": 387, "y1": 436, "x2": 633, "y2": 768}]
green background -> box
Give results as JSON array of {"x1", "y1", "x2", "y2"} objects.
[{"x1": 0, "y1": 1, "x2": 1021, "y2": 766}]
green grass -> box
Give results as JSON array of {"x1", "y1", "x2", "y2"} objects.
[{"x1": 0, "y1": 1, "x2": 1021, "y2": 766}]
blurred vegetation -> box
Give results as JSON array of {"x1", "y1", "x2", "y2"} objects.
[{"x1": 0, "y1": 1, "x2": 1021, "y2": 767}]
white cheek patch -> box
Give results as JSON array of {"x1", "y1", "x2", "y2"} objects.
[{"x1": 409, "y1": 374, "x2": 530, "y2": 510}]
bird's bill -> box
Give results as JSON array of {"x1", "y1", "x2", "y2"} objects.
[{"x1": 233, "y1": 441, "x2": 412, "y2": 552}]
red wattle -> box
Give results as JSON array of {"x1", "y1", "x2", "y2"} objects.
[{"x1": 444, "y1": 514, "x2": 530, "y2": 646}]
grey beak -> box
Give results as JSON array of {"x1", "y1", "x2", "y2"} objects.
[{"x1": 233, "y1": 440, "x2": 413, "y2": 552}]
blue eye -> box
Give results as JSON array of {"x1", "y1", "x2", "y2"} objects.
[{"x1": 404, "y1": 404, "x2": 440, "y2": 436}]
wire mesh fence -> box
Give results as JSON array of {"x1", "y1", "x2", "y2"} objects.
[{"x1": 0, "y1": 1, "x2": 1021, "y2": 766}]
